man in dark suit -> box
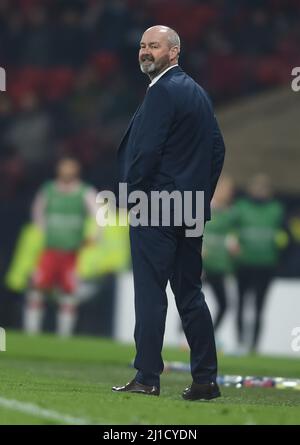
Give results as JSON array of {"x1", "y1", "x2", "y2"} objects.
[{"x1": 112, "y1": 25, "x2": 225, "y2": 400}]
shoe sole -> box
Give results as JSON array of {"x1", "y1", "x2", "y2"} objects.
[
  {"x1": 112, "y1": 389, "x2": 159, "y2": 396},
  {"x1": 182, "y1": 391, "x2": 221, "y2": 401}
]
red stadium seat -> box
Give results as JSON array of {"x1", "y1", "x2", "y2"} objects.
[
  {"x1": 8, "y1": 67, "x2": 45, "y2": 103},
  {"x1": 43, "y1": 67, "x2": 75, "y2": 100},
  {"x1": 256, "y1": 56, "x2": 290, "y2": 86},
  {"x1": 91, "y1": 52, "x2": 120, "y2": 81}
]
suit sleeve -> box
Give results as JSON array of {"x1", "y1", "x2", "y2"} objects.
[
  {"x1": 210, "y1": 116, "x2": 225, "y2": 198},
  {"x1": 126, "y1": 83, "x2": 174, "y2": 194}
]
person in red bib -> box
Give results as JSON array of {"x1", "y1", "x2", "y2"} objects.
[{"x1": 24, "y1": 156, "x2": 98, "y2": 336}]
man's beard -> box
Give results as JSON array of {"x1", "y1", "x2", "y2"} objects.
[
  {"x1": 140, "y1": 60, "x2": 156, "y2": 74},
  {"x1": 139, "y1": 55, "x2": 170, "y2": 77}
]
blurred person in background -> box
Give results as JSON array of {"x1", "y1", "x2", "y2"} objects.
[
  {"x1": 5, "y1": 91, "x2": 54, "y2": 173},
  {"x1": 24, "y1": 156, "x2": 98, "y2": 337},
  {"x1": 203, "y1": 175, "x2": 239, "y2": 337},
  {"x1": 279, "y1": 207, "x2": 300, "y2": 278},
  {"x1": 0, "y1": 96, "x2": 25, "y2": 199},
  {"x1": 234, "y1": 173, "x2": 285, "y2": 353}
]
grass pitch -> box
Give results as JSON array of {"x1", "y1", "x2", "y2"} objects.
[{"x1": 0, "y1": 331, "x2": 299, "y2": 425}]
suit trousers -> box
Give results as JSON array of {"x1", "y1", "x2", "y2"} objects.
[{"x1": 129, "y1": 223, "x2": 218, "y2": 387}]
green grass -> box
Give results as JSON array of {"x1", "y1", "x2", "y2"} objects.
[{"x1": 0, "y1": 331, "x2": 299, "y2": 425}]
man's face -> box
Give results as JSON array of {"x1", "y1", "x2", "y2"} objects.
[
  {"x1": 248, "y1": 175, "x2": 272, "y2": 200},
  {"x1": 139, "y1": 29, "x2": 176, "y2": 77},
  {"x1": 57, "y1": 159, "x2": 80, "y2": 183}
]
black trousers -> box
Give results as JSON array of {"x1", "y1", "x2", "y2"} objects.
[
  {"x1": 205, "y1": 273, "x2": 227, "y2": 332},
  {"x1": 130, "y1": 224, "x2": 217, "y2": 387},
  {"x1": 236, "y1": 266, "x2": 274, "y2": 350}
]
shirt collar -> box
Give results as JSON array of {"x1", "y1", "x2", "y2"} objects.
[{"x1": 149, "y1": 64, "x2": 179, "y2": 88}]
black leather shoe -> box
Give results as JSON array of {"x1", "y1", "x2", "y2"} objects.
[
  {"x1": 112, "y1": 379, "x2": 160, "y2": 396},
  {"x1": 182, "y1": 382, "x2": 221, "y2": 401}
]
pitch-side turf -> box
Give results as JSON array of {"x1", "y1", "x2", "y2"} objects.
[{"x1": 0, "y1": 331, "x2": 299, "y2": 425}]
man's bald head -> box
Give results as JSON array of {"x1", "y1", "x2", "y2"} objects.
[
  {"x1": 145, "y1": 25, "x2": 181, "y2": 51},
  {"x1": 139, "y1": 25, "x2": 181, "y2": 80}
]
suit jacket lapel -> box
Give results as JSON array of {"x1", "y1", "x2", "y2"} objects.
[{"x1": 117, "y1": 68, "x2": 183, "y2": 153}]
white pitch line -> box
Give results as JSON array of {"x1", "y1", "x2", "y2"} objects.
[{"x1": 0, "y1": 397, "x2": 91, "y2": 425}]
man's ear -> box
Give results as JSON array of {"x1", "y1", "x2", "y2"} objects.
[{"x1": 170, "y1": 46, "x2": 180, "y2": 61}]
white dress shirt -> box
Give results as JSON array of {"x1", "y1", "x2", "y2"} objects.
[{"x1": 149, "y1": 64, "x2": 179, "y2": 88}]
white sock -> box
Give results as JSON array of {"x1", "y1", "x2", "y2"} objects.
[
  {"x1": 57, "y1": 295, "x2": 77, "y2": 337},
  {"x1": 24, "y1": 289, "x2": 44, "y2": 334}
]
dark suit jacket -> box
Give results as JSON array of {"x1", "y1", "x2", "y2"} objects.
[{"x1": 117, "y1": 65, "x2": 225, "y2": 221}]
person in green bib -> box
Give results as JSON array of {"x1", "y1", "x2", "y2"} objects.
[
  {"x1": 234, "y1": 174, "x2": 285, "y2": 352},
  {"x1": 24, "y1": 156, "x2": 98, "y2": 336},
  {"x1": 203, "y1": 175, "x2": 239, "y2": 333}
]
